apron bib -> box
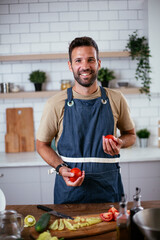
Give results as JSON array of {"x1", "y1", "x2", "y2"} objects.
[{"x1": 54, "y1": 87, "x2": 124, "y2": 204}]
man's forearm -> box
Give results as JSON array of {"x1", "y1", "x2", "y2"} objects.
[
  {"x1": 36, "y1": 140, "x2": 63, "y2": 168},
  {"x1": 119, "y1": 130, "x2": 136, "y2": 148}
]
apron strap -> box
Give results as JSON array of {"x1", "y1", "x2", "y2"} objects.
[
  {"x1": 67, "y1": 86, "x2": 108, "y2": 105},
  {"x1": 67, "y1": 87, "x2": 74, "y2": 107},
  {"x1": 100, "y1": 86, "x2": 108, "y2": 104}
]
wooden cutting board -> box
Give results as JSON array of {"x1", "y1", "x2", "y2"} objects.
[
  {"x1": 30, "y1": 214, "x2": 116, "y2": 239},
  {"x1": 5, "y1": 107, "x2": 35, "y2": 153}
]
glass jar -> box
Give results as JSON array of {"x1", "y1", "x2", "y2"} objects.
[{"x1": 61, "y1": 80, "x2": 71, "y2": 90}]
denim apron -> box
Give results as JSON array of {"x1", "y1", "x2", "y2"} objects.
[{"x1": 54, "y1": 86, "x2": 124, "y2": 204}]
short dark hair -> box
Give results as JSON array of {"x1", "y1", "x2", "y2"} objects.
[{"x1": 68, "y1": 36, "x2": 99, "y2": 63}]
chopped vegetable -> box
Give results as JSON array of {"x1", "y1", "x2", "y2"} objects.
[
  {"x1": 100, "y1": 212, "x2": 113, "y2": 222},
  {"x1": 24, "y1": 215, "x2": 36, "y2": 227},
  {"x1": 49, "y1": 219, "x2": 58, "y2": 230},
  {"x1": 36, "y1": 231, "x2": 52, "y2": 240}
]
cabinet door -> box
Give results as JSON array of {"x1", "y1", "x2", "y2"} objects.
[
  {"x1": 120, "y1": 163, "x2": 130, "y2": 201},
  {"x1": 39, "y1": 166, "x2": 56, "y2": 204},
  {"x1": 129, "y1": 161, "x2": 160, "y2": 201},
  {"x1": 0, "y1": 167, "x2": 41, "y2": 205}
]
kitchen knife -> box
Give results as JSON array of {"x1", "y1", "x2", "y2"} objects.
[{"x1": 37, "y1": 205, "x2": 74, "y2": 220}]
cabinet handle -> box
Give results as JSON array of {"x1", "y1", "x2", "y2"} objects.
[{"x1": 0, "y1": 173, "x2": 4, "y2": 177}]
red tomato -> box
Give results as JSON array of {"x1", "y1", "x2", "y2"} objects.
[
  {"x1": 108, "y1": 206, "x2": 118, "y2": 215},
  {"x1": 113, "y1": 211, "x2": 119, "y2": 221},
  {"x1": 104, "y1": 135, "x2": 118, "y2": 145},
  {"x1": 69, "y1": 168, "x2": 82, "y2": 182},
  {"x1": 100, "y1": 212, "x2": 113, "y2": 222}
]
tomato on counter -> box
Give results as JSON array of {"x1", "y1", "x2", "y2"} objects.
[
  {"x1": 69, "y1": 168, "x2": 82, "y2": 182},
  {"x1": 100, "y1": 212, "x2": 113, "y2": 222},
  {"x1": 100, "y1": 206, "x2": 120, "y2": 222}
]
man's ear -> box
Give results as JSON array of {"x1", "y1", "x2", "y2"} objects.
[
  {"x1": 68, "y1": 61, "x2": 73, "y2": 72},
  {"x1": 98, "y1": 59, "x2": 101, "y2": 70}
]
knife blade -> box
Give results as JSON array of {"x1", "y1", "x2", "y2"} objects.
[{"x1": 37, "y1": 205, "x2": 74, "y2": 220}]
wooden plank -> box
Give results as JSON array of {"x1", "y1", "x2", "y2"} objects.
[
  {"x1": 5, "y1": 108, "x2": 35, "y2": 152},
  {"x1": 0, "y1": 51, "x2": 130, "y2": 62},
  {"x1": 0, "y1": 53, "x2": 68, "y2": 61},
  {"x1": 30, "y1": 214, "x2": 116, "y2": 239},
  {"x1": 99, "y1": 51, "x2": 130, "y2": 58},
  {"x1": 0, "y1": 88, "x2": 140, "y2": 99}
]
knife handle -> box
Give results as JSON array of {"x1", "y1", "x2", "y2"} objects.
[{"x1": 37, "y1": 205, "x2": 53, "y2": 212}]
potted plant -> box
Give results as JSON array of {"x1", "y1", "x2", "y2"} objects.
[
  {"x1": 125, "y1": 30, "x2": 152, "y2": 99},
  {"x1": 136, "y1": 128, "x2": 150, "y2": 148},
  {"x1": 98, "y1": 67, "x2": 116, "y2": 87},
  {"x1": 29, "y1": 70, "x2": 46, "y2": 91}
]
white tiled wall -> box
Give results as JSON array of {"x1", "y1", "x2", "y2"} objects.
[{"x1": 0, "y1": 0, "x2": 160, "y2": 152}]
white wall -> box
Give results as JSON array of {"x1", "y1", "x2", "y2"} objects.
[{"x1": 0, "y1": 0, "x2": 160, "y2": 152}]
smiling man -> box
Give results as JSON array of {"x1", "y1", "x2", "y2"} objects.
[{"x1": 36, "y1": 36, "x2": 136, "y2": 204}]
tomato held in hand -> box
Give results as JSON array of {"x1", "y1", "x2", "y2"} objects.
[
  {"x1": 104, "y1": 135, "x2": 118, "y2": 145},
  {"x1": 69, "y1": 168, "x2": 82, "y2": 182}
]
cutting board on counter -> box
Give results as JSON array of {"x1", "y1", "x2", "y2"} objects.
[
  {"x1": 5, "y1": 107, "x2": 35, "y2": 153},
  {"x1": 30, "y1": 214, "x2": 116, "y2": 239}
]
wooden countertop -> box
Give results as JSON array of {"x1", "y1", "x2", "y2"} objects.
[{"x1": 6, "y1": 201, "x2": 160, "y2": 240}]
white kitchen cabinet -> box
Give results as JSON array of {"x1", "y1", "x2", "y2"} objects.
[
  {"x1": 120, "y1": 161, "x2": 160, "y2": 202},
  {"x1": 39, "y1": 166, "x2": 56, "y2": 204},
  {"x1": 0, "y1": 158, "x2": 160, "y2": 205},
  {"x1": 0, "y1": 166, "x2": 56, "y2": 205}
]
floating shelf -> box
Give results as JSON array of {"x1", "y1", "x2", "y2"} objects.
[
  {"x1": 0, "y1": 51, "x2": 130, "y2": 62},
  {"x1": 0, "y1": 88, "x2": 140, "y2": 99}
]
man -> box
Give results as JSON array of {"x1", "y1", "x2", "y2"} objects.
[{"x1": 36, "y1": 36, "x2": 136, "y2": 204}]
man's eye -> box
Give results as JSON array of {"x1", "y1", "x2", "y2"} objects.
[
  {"x1": 88, "y1": 58, "x2": 95, "y2": 62},
  {"x1": 75, "y1": 59, "x2": 81, "y2": 63}
]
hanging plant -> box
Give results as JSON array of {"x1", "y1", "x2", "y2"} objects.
[{"x1": 125, "y1": 30, "x2": 152, "y2": 99}]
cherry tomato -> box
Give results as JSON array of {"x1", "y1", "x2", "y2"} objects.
[
  {"x1": 100, "y1": 212, "x2": 113, "y2": 222},
  {"x1": 104, "y1": 135, "x2": 118, "y2": 145},
  {"x1": 69, "y1": 168, "x2": 82, "y2": 182}
]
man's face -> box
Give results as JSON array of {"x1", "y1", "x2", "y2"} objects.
[{"x1": 68, "y1": 46, "x2": 101, "y2": 87}]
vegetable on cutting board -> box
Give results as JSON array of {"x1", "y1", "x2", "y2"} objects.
[
  {"x1": 24, "y1": 215, "x2": 36, "y2": 227},
  {"x1": 100, "y1": 206, "x2": 130, "y2": 222},
  {"x1": 35, "y1": 213, "x2": 50, "y2": 233},
  {"x1": 36, "y1": 231, "x2": 64, "y2": 240}
]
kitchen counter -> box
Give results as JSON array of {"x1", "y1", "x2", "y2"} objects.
[
  {"x1": 0, "y1": 146, "x2": 160, "y2": 168},
  {"x1": 6, "y1": 201, "x2": 160, "y2": 240}
]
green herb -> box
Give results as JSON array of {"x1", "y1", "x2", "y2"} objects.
[
  {"x1": 125, "y1": 30, "x2": 152, "y2": 99},
  {"x1": 98, "y1": 67, "x2": 116, "y2": 87},
  {"x1": 136, "y1": 128, "x2": 150, "y2": 138},
  {"x1": 29, "y1": 70, "x2": 46, "y2": 84}
]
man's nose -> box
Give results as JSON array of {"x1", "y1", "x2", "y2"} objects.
[{"x1": 81, "y1": 60, "x2": 89, "y2": 69}]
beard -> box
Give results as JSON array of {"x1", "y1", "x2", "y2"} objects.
[{"x1": 72, "y1": 69, "x2": 98, "y2": 87}]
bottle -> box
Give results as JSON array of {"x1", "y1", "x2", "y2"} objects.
[
  {"x1": 116, "y1": 194, "x2": 130, "y2": 240},
  {"x1": 130, "y1": 187, "x2": 144, "y2": 240}
]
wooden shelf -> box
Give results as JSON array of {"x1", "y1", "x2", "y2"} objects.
[
  {"x1": 0, "y1": 88, "x2": 140, "y2": 99},
  {"x1": 0, "y1": 51, "x2": 130, "y2": 62}
]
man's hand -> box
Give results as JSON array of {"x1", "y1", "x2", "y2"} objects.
[
  {"x1": 102, "y1": 135, "x2": 123, "y2": 156},
  {"x1": 59, "y1": 167, "x2": 85, "y2": 186}
]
